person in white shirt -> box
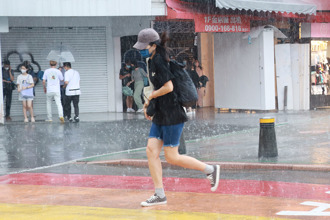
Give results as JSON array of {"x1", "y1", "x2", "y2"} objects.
[
  {"x1": 43, "y1": 60, "x2": 64, "y2": 123},
  {"x1": 63, "y1": 62, "x2": 81, "y2": 122},
  {"x1": 17, "y1": 64, "x2": 35, "y2": 123}
]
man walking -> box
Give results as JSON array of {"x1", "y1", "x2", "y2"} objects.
[
  {"x1": 63, "y1": 62, "x2": 81, "y2": 123},
  {"x1": 43, "y1": 60, "x2": 64, "y2": 123},
  {"x1": 2, "y1": 60, "x2": 14, "y2": 121}
]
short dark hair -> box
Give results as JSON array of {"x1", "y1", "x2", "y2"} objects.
[
  {"x1": 50, "y1": 60, "x2": 58, "y2": 66},
  {"x1": 131, "y1": 60, "x2": 138, "y2": 66},
  {"x1": 63, "y1": 62, "x2": 71, "y2": 68},
  {"x1": 4, "y1": 60, "x2": 10, "y2": 65}
]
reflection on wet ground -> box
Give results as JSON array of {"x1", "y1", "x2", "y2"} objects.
[{"x1": 0, "y1": 108, "x2": 329, "y2": 175}]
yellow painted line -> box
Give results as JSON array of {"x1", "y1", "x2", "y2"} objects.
[
  {"x1": 0, "y1": 203, "x2": 298, "y2": 220},
  {"x1": 260, "y1": 118, "x2": 275, "y2": 123}
]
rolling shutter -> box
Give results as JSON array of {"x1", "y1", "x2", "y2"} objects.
[{"x1": 1, "y1": 27, "x2": 108, "y2": 117}]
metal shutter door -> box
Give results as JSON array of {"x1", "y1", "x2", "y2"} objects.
[{"x1": 1, "y1": 27, "x2": 108, "y2": 117}]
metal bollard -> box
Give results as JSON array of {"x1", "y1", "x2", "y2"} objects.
[
  {"x1": 178, "y1": 133, "x2": 186, "y2": 155},
  {"x1": 258, "y1": 118, "x2": 278, "y2": 158}
]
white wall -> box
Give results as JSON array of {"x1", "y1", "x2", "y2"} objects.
[
  {"x1": 0, "y1": 17, "x2": 8, "y2": 123},
  {"x1": 8, "y1": 17, "x2": 154, "y2": 35},
  {"x1": 0, "y1": 34, "x2": 3, "y2": 124},
  {"x1": 114, "y1": 37, "x2": 123, "y2": 113},
  {"x1": 0, "y1": 0, "x2": 166, "y2": 16},
  {"x1": 0, "y1": 17, "x2": 9, "y2": 32},
  {"x1": 214, "y1": 29, "x2": 276, "y2": 110},
  {"x1": 275, "y1": 44, "x2": 310, "y2": 110},
  {"x1": 260, "y1": 29, "x2": 276, "y2": 110}
]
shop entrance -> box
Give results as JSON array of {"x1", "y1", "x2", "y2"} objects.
[{"x1": 310, "y1": 40, "x2": 330, "y2": 109}]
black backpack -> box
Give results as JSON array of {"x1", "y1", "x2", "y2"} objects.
[{"x1": 169, "y1": 60, "x2": 198, "y2": 107}]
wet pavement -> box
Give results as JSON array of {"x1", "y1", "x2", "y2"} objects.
[{"x1": 0, "y1": 108, "x2": 329, "y2": 219}]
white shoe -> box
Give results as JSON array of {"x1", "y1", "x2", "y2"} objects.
[
  {"x1": 127, "y1": 108, "x2": 135, "y2": 113},
  {"x1": 137, "y1": 109, "x2": 144, "y2": 113},
  {"x1": 207, "y1": 165, "x2": 220, "y2": 192}
]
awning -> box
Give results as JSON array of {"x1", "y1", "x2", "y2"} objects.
[
  {"x1": 215, "y1": 0, "x2": 317, "y2": 15},
  {"x1": 164, "y1": 0, "x2": 251, "y2": 33},
  {"x1": 242, "y1": 25, "x2": 287, "y2": 39}
]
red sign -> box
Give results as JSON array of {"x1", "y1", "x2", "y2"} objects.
[
  {"x1": 311, "y1": 23, "x2": 330, "y2": 38},
  {"x1": 194, "y1": 15, "x2": 250, "y2": 33}
]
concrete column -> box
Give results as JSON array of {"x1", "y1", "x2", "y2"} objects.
[
  {"x1": 0, "y1": 17, "x2": 9, "y2": 124},
  {"x1": 106, "y1": 24, "x2": 124, "y2": 113},
  {"x1": 260, "y1": 29, "x2": 276, "y2": 110},
  {"x1": 114, "y1": 36, "x2": 123, "y2": 113},
  {"x1": 0, "y1": 34, "x2": 3, "y2": 124}
]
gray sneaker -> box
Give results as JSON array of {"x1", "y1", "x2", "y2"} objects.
[
  {"x1": 141, "y1": 194, "x2": 167, "y2": 207},
  {"x1": 206, "y1": 165, "x2": 220, "y2": 192}
]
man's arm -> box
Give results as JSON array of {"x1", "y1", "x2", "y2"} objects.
[
  {"x1": 9, "y1": 69, "x2": 14, "y2": 81},
  {"x1": 43, "y1": 79, "x2": 47, "y2": 93}
]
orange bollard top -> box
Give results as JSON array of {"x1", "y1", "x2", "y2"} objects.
[{"x1": 260, "y1": 118, "x2": 275, "y2": 124}]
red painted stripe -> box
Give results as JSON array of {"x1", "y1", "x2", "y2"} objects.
[{"x1": 0, "y1": 173, "x2": 329, "y2": 200}]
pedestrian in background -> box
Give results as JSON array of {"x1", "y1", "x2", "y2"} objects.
[
  {"x1": 2, "y1": 60, "x2": 14, "y2": 121},
  {"x1": 58, "y1": 66, "x2": 66, "y2": 113},
  {"x1": 23, "y1": 60, "x2": 38, "y2": 95},
  {"x1": 127, "y1": 60, "x2": 147, "y2": 113},
  {"x1": 187, "y1": 60, "x2": 199, "y2": 113},
  {"x1": 193, "y1": 59, "x2": 204, "y2": 108},
  {"x1": 63, "y1": 62, "x2": 81, "y2": 123},
  {"x1": 119, "y1": 61, "x2": 134, "y2": 112},
  {"x1": 17, "y1": 64, "x2": 35, "y2": 123},
  {"x1": 133, "y1": 28, "x2": 220, "y2": 207},
  {"x1": 43, "y1": 60, "x2": 65, "y2": 123}
]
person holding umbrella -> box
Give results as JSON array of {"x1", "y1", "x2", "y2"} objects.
[{"x1": 42, "y1": 60, "x2": 65, "y2": 123}]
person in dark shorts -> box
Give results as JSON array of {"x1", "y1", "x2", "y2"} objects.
[
  {"x1": 133, "y1": 28, "x2": 220, "y2": 207},
  {"x1": 119, "y1": 61, "x2": 134, "y2": 112}
]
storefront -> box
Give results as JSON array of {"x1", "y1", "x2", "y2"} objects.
[
  {"x1": 1, "y1": 26, "x2": 108, "y2": 116},
  {"x1": 309, "y1": 23, "x2": 330, "y2": 109},
  {"x1": 0, "y1": 0, "x2": 167, "y2": 122},
  {"x1": 165, "y1": 0, "x2": 316, "y2": 111}
]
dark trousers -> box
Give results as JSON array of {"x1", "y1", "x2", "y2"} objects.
[
  {"x1": 64, "y1": 95, "x2": 79, "y2": 118},
  {"x1": 3, "y1": 89, "x2": 13, "y2": 117},
  {"x1": 60, "y1": 86, "x2": 65, "y2": 112}
]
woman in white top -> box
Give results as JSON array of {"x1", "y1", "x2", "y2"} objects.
[{"x1": 17, "y1": 64, "x2": 35, "y2": 122}]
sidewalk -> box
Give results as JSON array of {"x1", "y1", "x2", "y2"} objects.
[
  {"x1": 75, "y1": 108, "x2": 330, "y2": 172},
  {"x1": 1, "y1": 108, "x2": 329, "y2": 220}
]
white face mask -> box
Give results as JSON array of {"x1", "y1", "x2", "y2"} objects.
[
  {"x1": 21, "y1": 69, "x2": 27, "y2": 74},
  {"x1": 4, "y1": 67, "x2": 9, "y2": 71}
]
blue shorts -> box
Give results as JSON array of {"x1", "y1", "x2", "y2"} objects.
[{"x1": 149, "y1": 123, "x2": 184, "y2": 147}]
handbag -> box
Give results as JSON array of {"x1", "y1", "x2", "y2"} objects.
[
  {"x1": 21, "y1": 87, "x2": 34, "y2": 98},
  {"x1": 11, "y1": 82, "x2": 17, "y2": 90},
  {"x1": 146, "y1": 99, "x2": 156, "y2": 117},
  {"x1": 122, "y1": 86, "x2": 133, "y2": 97},
  {"x1": 143, "y1": 58, "x2": 154, "y2": 102}
]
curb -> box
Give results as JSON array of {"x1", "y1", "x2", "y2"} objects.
[{"x1": 79, "y1": 159, "x2": 330, "y2": 172}]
